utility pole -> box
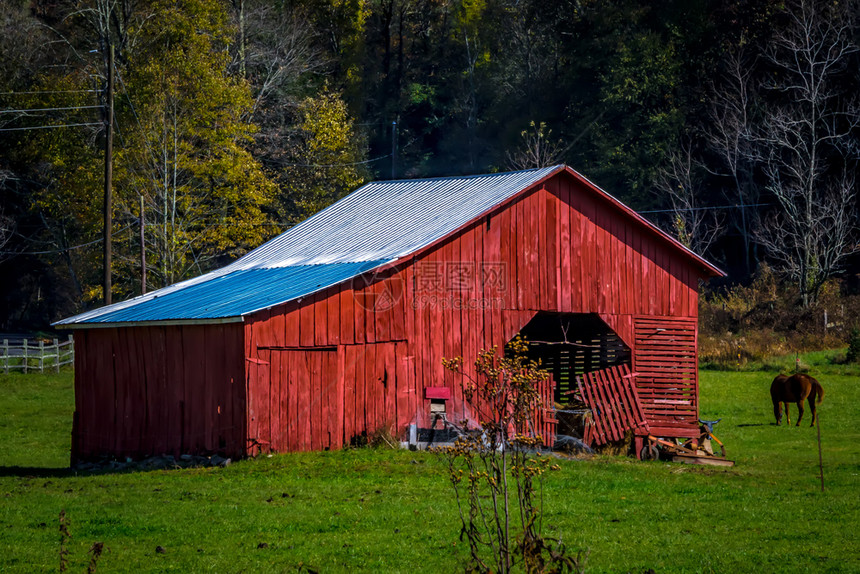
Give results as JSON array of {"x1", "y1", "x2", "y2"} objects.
[
  {"x1": 139, "y1": 194, "x2": 146, "y2": 295},
  {"x1": 391, "y1": 120, "x2": 397, "y2": 180},
  {"x1": 103, "y1": 43, "x2": 114, "y2": 306}
]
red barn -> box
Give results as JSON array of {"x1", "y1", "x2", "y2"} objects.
[{"x1": 57, "y1": 165, "x2": 723, "y2": 461}]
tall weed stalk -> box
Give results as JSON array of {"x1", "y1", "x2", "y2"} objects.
[{"x1": 436, "y1": 338, "x2": 586, "y2": 574}]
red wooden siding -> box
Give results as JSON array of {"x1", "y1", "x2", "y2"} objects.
[
  {"x1": 73, "y1": 171, "x2": 712, "y2": 461},
  {"x1": 238, "y1": 171, "x2": 706, "y2": 454},
  {"x1": 72, "y1": 324, "x2": 245, "y2": 461}
]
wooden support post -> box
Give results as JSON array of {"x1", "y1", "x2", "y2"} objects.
[
  {"x1": 103, "y1": 42, "x2": 115, "y2": 306},
  {"x1": 22, "y1": 339, "x2": 28, "y2": 374},
  {"x1": 2, "y1": 339, "x2": 7, "y2": 374},
  {"x1": 817, "y1": 414, "x2": 825, "y2": 492},
  {"x1": 53, "y1": 339, "x2": 60, "y2": 373},
  {"x1": 39, "y1": 340, "x2": 44, "y2": 373}
]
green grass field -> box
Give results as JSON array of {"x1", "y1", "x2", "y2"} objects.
[{"x1": 1, "y1": 355, "x2": 858, "y2": 573}]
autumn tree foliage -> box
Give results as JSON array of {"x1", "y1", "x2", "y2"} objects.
[
  {"x1": 114, "y1": 0, "x2": 276, "y2": 289},
  {"x1": 1, "y1": 0, "x2": 859, "y2": 327},
  {"x1": 0, "y1": 0, "x2": 365, "y2": 314}
]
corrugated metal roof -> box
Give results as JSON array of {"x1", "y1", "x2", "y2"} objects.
[
  {"x1": 56, "y1": 166, "x2": 562, "y2": 326},
  {"x1": 223, "y1": 166, "x2": 562, "y2": 269},
  {"x1": 55, "y1": 261, "x2": 386, "y2": 325},
  {"x1": 56, "y1": 164, "x2": 723, "y2": 327}
]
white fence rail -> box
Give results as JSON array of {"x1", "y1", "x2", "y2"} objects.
[{"x1": 1, "y1": 336, "x2": 74, "y2": 374}]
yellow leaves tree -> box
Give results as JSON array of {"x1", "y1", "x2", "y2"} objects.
[
  {"x1": 278, "y1": 90, "x2": 368, "y2": 222},
  {"x1": 113, "y1": 0, "x2": 276, "y2": 290}
]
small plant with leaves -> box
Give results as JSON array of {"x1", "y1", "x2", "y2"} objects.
[{"x1": 436, "y1": 337, "x2": 586, "y2": 574}]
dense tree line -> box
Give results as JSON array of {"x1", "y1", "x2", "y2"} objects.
[{"x1": 0, "y1": 0, "x2": 858, "y2": 330}]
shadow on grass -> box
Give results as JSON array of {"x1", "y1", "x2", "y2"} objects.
[
  {"x1": 0, "y1": 466, "x2": 73, "y2": 478},
  {"x1": 0, "y1": 465, "x2": 143, "y2": 478},
  {"x1": 736, "y1": 423, "x2": 770, "y2": 427}
]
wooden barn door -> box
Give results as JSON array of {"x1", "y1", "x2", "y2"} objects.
[
  {"x1": 342, "y1": 341, "x2": 403, "y2": 446},
  {"x1": 632, "y1": 316, "x2": 699, "y2": 437},
  {"x1": 249, "y1": 348, "x2": 342, "y2": 453},
  {"x1": 251, "y1": 342, "x2": 412, "y2": 454}
]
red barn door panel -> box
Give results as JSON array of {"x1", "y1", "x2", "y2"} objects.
[{"x1": 632, "y1": 316, "x2": 699, "y2": 437}]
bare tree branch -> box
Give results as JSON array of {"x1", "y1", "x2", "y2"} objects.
[
  {"x1": 703, "y1": 42, "x2": 758, "y2": 272},
  {"x1": 754, "y1": 0, "x2": 860, "y2": 306},
  {"x1": 506, "y1": 121, "x2": 564, "y2": 170},
  {"x1": 655, "y1": 141, "x2": 724, "y2": 257}
]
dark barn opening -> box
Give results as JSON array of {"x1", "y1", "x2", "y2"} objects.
[
  {"x1": 515, "y1": 313, "x2": 632, "y2": 447},
  {"x1": 517, "y1": 312, "x2": 631, "y2": 404}
]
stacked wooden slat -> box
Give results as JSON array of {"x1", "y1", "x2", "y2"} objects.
[
  {"x1": 537, "y1": 375, "x2": 557, "y2": 446},
  {"x1": 576, "y1": 364, "x2": 648, "y2": 445},
  {"x1": 632, "y1": 316, "x2": 699, "y2": 437}
]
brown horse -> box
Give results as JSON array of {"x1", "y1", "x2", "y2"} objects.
[{"x1": 770, "y1": 373, "x2": 825, "y2": 427}]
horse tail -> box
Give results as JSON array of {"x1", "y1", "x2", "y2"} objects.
[{"x1": 815, "y1": 381, "x2": 825, "y2": 405}]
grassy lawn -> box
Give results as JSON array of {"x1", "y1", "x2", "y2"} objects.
[{"x1": 0, "y1": 356, "x2": 858, "y2": 573}]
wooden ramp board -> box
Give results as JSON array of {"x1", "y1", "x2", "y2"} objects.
[
  {"x1": 672, "y1": 454, "x2": 735, "y2": 467},
  {"x1": 577, "y1": 364, "x2": 649, "y2": 446}
]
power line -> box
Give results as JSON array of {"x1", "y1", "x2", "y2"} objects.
[
  {"x1": 269, "y1": 153, "x2": 391, "y2": 168},
  {"x1": 0, "y1": 224, "x2": 134, "y2": 256},
  {"x1": 4, "y1": 217, "x2": 294, "y2": 257},
  {"x1": 0, "y1": 105, "x2": 103, "y2": 114},
  {"x1": 0, "y1": 90, "x2": 99, "y2": 95},
  {"x1": 0, "y1": 122, "x2": 101, "y2": 132},
  {"x1": 638, "y1": 202, "x2": 770, "y2": 214}
]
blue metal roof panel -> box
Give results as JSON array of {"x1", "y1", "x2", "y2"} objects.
[
  {"x1": 56, "y1": 167, "x2": 562, "y2": 326},
  {"x1": 56, "y1": 261, "x2": 386, "y2": 324}
]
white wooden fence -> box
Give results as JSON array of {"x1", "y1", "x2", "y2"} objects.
[{"x1": 1, "y1": 336, "x2": 74, "y2": 374}]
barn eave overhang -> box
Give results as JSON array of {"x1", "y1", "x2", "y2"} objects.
[{"x1": 56, "y1": 316, "x2": 246, "y2": 330}]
